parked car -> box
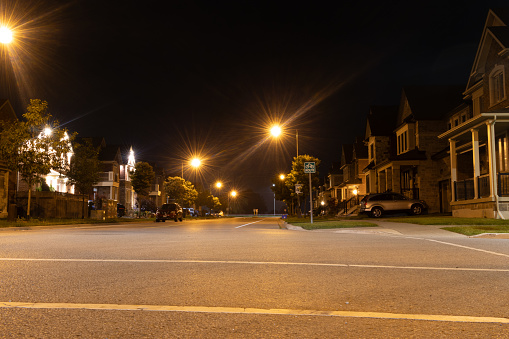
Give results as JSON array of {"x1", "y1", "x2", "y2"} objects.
[
  {"x1": 155, "y1": 203, "x2": 183, "y2": 222},
  {"x1": 182, "y1": 208, "x2": 197, "y2": 217},
  {"x1": 117, "y1": 204, "x2": 125, "y2": 217},
  {"x1": 359, "y1": 193, "x2": 428, "y2": 218}
]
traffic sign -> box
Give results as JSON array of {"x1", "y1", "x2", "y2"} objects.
[{"x1": 304, "y1": 162, "x2": 316, "y2": 173}]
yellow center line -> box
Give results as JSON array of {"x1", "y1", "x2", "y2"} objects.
[
  {"x1": 0, "y1": 301, "x2": 508, "y2": 324},
  {"x1": 0, "y1": 257, "x2": 507, "y2": 272}
]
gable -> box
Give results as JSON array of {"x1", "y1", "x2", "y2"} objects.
[{"x1": 467, "y1": 9, "x2": 509, "y2": 90}]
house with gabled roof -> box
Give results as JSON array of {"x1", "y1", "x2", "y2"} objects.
[
  {"x1": 93, "y1": 138, "x2": 122, "y2": 203},
  {"x1": 363, "y1": 105, "x2": 398, "y2": 195},
  {"x1": 439, "y1": 8, "x2": 509, "y2": 218},
  {"x1": 337, "y1": 138, "x2": 368, "y2": 214},
  {"x1": 374, "y1": 85, "x2": 464, "y2": 213}
]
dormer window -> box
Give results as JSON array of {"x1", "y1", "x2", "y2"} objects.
[
  {"x1": 397, "y1": 131, "x2": 408, "y2": 155},
  {"x1": 489, "y1": 65, "x2": 506, "y2": 106}
]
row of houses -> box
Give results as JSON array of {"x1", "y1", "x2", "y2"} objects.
[
  {"x1": 0, "y1": 102, "x2": 167, "y2": 218},
  {"x1": 320, "y1": 8, "x2": 509, "y2": 218}
]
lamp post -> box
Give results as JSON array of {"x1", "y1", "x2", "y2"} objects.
[
  {"x1": 272, "y1": 183, "x2": 276, "y2": 216},
  {"x1": 228, "y1": 190, "x2": 237, "y2": 216}
]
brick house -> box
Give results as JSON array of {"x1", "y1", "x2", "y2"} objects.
[
  {"x1": 363, "y1": 105, "x2": 398, "y2": 195},
  {"x1": 439, "y1": 8, "x2": 509, "y2": 218},
  {"x1": 337, "y1": 138, "x2": 368, "y2": 213},
  {"x1": 373, "y1": 86, "x2": 464, "y2": 213},
  {"x1": 93, "y1": 138, "x2": 121, "y2": 203}
]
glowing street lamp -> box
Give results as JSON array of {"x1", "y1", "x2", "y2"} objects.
[
  {"x1": 215, "y1": 181, "x2": 222, "y2": 189},
  {"x1": 270, "y1": 125, "x2": 282, "y2": 137},
  {"x1": 191, "y1": 158, "x2": 201, "y2": 168},
  {"x1": 228, "y1": 190, "x2": 237, "y2": 216},
  {"x1": 269, "y1": 125, "x2": 299, "y2": 157},
  {"x1": 0, "y1": 26, "x2": 13, "y2": 44},
  {"x1": 279, "y1": 174, "x2": 285, "y2": 181}
]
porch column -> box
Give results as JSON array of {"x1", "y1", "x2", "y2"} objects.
[
  {"x1": 487, "y1": 121, "x2": 498, "y2": 197},
  {"x1": 392, "y1": 164, "x2": 401, "y2": 193},
  {"x1": 378, "y1": 171, "x2": 386, "y2": 192},
  {"x1": 449, "y1": 139, "x2": 457, "y2": 202},
  {"x1": 471, "y1": 128, "x2": 480, "y2": 198},
  {"x1": 386, "y1": 169, "x2": 393, "y2": 191}
]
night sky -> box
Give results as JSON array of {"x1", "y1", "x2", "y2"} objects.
[{"x1": 1, "y1": 0, "x2": 508, "y2": 206}]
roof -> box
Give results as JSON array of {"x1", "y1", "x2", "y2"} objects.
[
  {"x1": 341, "y1": 144, "x2": 353, "y2": 166},
  {"x1": 98, "y1": 145, "x2": 121, "y2": 162},
  {"x1": 488, "y1": 26, "x2": 509, "y2": 47},
  {"x1": 353, "y1": 137, "x2": 368, "y2": 159},
  {"x1": 328, "y1": 161, "x2": 342, "y2": 175},
  {"x1": 491, "y1": 8, "x2": 509, "y2": 24},
  {"x1": 392, "y1": 148, "x2": 427, "y2": 161},
  {"x1": 366, "y1": 105, "x2": 399, "y2": 137},
  {"x1": 401, "y1": 85, "x2": 465, "y2": 121}
]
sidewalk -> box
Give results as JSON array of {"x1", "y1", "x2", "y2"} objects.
[{"x1": 286, "y1": 219, "x2": 509, "y2": 239}]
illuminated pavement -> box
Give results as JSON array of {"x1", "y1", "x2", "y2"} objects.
[{"x1": 0, "y1": 217, "x2": 508, "y2": 337}]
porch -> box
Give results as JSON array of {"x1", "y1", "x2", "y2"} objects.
[{"x1": 439, "y1": 111, "x2": 509, "y2": 218}]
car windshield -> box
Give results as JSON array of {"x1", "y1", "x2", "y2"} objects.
[{"x1": 162, "y1": 204, "x2": 177, "y2": 211}]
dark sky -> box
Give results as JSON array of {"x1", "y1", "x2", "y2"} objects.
[{"x1": 1, "y1": 0, "x2": 508, "y2": 203}]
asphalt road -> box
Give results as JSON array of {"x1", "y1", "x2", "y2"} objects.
[{"x1": 0, "y1": 217, "x2": 508, "y2": 338}]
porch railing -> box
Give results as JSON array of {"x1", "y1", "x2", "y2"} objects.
[
  {"x1": 498, "y1": 173, "x2": 509, "y2": 196},
  {"x1": 454, "y1": 178, "x2": 475, "y2": 201},
  {"x1": 478, "y1": 174, "x2": 490, "y2": 198},
  {"x1": 454, "y1": 172, "x2": 509, "y2": 201}
]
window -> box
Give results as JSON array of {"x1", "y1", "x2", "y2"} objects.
[
  {"x1": 490, "y1": 66, "x2": 506, "y2": 106},
  {"x1": 454, "y1": 119, "x2": 459, "y2": 127},
  {"x1": 397, "y1": 130, "x2": 408, "y2": 155},
  {"x1": 370, "y1": 143, "x2": 374, "y2": 160}
]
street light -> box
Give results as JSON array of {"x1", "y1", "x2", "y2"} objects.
[
  {"x1": 191, "y1": 158, "x2": 201, "y2": 168},
  {"x1": 0, "y1": 27, "x2": 13, "y2": 44},
  {"x1": 228, "y1": 190, "x2": 237, "y2": 216},
  {"x1": 272, "y1": 183, "x2": 276, "y2": 216},
  {"x1": 269, "y1": 125, "x2": 299, "y2": 157}
]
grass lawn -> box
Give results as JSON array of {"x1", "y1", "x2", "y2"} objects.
[
  {"x1": 287, "y1": 217, "x2": 377, "y2": 230},
  {"x1": 0, "y1": 217, "x2": 156, "y2": 228},
  {"x1": 383, "y1": 215, "x2": 509, "y2": 235},
  {"x1": 384, "y1": 215, "x2": 509, "y2": 226},
  {"x1": 442, "y1": 225, "x2": 509, "y2": 236}
]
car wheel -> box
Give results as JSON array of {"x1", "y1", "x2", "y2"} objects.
[
  {"x1": 174, "y1": 218, "x2": 178, "y2": 222},
  {"x1": 371, "y1": 207, "x2": 383, "y2": 218},
  {"x1": 179, "y1": 218, "x2": 183, "y2": 222},
  {"x1": 411, "y1": 204, "x2": 423, "y2": 215},
  {"x1": 156, "y1": 219, "x2": 160, "y2": 222}
]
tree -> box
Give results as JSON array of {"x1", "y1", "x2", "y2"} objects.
[
  {"x1": 195, "y1": 189, "x2": 222, "y2": 214},
  {"x1": 285, "y1": 155, "x2": 321, "y2": 216},
  {"x1": 0, "y1": 99, "x2": 73, "y2": 219},
  {"x1": 66, "y1": 138, "x2": 101, "y2": 218},
  {"x1": 163, "y1": 176, "x2": 198, "y2": 207},
  {"x1": 130, "y1": 162, "x2": 155, "y2": 217}
]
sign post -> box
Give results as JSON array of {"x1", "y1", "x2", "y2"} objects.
[{"x1": 304, "y1": 162, "x2": 316, "y2": 224}]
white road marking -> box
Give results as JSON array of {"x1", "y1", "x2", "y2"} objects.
[
  {"x1": 235, "y1": 220, "x2": 263, "y2": 228},
  {"x1": 404, "y1": 236, "x2": 509, "y2": 258},
  {"x1": 0, "y1": 301, "x2": 507, "y2": 323},
  {"x1": 0, "y1": 257, "x2": 507, "y2": 272}
]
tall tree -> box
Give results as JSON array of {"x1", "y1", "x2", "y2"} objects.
[
  {"x1": 130, "y1": 162, "x2": 155, "y2": 217},
  {"x1": 0, "y1": 99, "x2": 73, "y2": 219},
  {"x1": 163, "y1": 176, "x2": 198, "y2": 207},
  {"x1": 66, "y1": 138, "x2": 101, "y2": 218},
  {"x1": 286, "y1": 155, "x2": 321, "y2": 216}
]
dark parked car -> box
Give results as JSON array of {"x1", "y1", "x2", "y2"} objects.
[
  {"x1": 359, "y1": 193, "x2": 428, "y2": 218},
  {"x1": 155, "y1": 203, "x2": 183, "y2": 222}
]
